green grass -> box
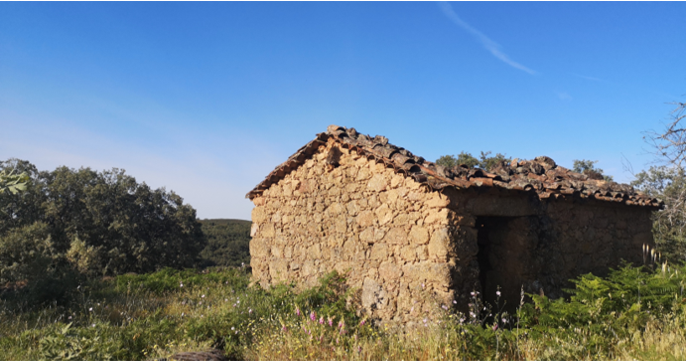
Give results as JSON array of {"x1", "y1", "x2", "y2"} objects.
[{"x1": 2, "y1": 264, "x2": 686, "y2": 360}]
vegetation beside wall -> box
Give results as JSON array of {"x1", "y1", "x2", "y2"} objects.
[{"x1": 2, "y1": 264, "x2": 686, "y2": 361}]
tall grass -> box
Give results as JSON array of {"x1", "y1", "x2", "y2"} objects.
[{"x1": 2, "y1": 264, "x2": 686, "y2": 360}]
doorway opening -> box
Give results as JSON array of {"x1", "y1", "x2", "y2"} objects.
[{"x1": 476, "y1": 216, "x2": 534, "y2": 311}]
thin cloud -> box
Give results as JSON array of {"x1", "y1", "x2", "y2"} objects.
[
  {"x1": 556, "y1": 91, "x2": 573, "y2": 101},
  {"x1": 572, "y1": 73, "x2": 607, "y2": 82},
  {"x1": 438, "y1": 2, "x2": 537, "y2": 75}
]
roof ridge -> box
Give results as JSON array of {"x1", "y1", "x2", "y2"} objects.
[{"x1": 247, "y1": 125, "x2": 663, "y2": 208}]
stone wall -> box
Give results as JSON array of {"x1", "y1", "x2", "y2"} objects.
[
  {"x1": 541, "y1": 200, "x2": 654, "y2": 297},
  {"x1": 250, "y1": 139, "x2": 458, "y2": 324},
  {"x1": 442, "y1": 188, "x2": 655, "y2": 306}
]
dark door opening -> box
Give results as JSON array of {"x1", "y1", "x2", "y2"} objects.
[{"x1": 476, "y1": 216, "x2": 535, "y2": 311}]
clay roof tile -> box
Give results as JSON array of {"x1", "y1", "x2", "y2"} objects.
[{"x1": 246, "y1": 125, "x2": 664, "y2": 209}]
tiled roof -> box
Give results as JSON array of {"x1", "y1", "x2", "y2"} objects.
[{"x1": 247, "y1": 125, "x2": 663, "y2": 208}]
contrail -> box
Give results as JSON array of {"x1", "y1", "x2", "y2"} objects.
[{"x1": 438, "y1": 2, "x2": 537, "y2": 75}]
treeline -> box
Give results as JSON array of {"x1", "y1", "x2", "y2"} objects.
[
  {"x1": 0, "y1": 159, "x2": 209, "y2": 301},
  {"x1": 198, "y1": 218, "x2": 251, "y2": 268}
]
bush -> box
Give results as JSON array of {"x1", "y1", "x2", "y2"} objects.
[
  {"x1": 4, "y1": 265, "x2": 686, "y2": 360},
  {"x1": 0, "y1": 222, "x2": 55, "y2": 285},
  {"x1": 0, "y1": 159, "x2": 206, "y2": 281}
]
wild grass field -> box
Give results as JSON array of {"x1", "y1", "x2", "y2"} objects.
[{"x1": 2, "y1": 263, "x2": 686, "y2": 361}]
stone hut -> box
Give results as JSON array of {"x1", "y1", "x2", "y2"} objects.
[{"x1": 247, "y1": 125, "x2": 662, "y2": 324}]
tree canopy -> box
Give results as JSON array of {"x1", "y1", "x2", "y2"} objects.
[
  {"x1": 436, "y1": 151, "x2": 511, "y2": 171},
  {"x1": 0, "y1": 159, "x2": 206, "y2": 289},
  {"x1": 635, "y1": 101, "x2": 686, "y2": 262},
  {"x1": 572, "y1": 159, "x2": 614, "y2": 182}
]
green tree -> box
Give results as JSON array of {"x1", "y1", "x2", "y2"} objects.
[
  {"x1": 0, "y1": 169, "x2": 29, "y2": 195},
  {"x1": 572, "y1": 159, "x2": 614, "y2": 182},
  {"x1": 0, "y1": 159, "x2": 207, "y2": 280},
  {"x1": 436, "y1": 151, "x2": 511, "y2": 171},
  {"x1": 637, "y1": 101, "x2": 686, "y2": 262},
  {"x1": 631, "y1": 165, "x2": 686, "y2": 262}
]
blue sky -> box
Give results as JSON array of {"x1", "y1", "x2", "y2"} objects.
[{"x1": 1, "y1": 2, "x2": 685, "y2": 220}]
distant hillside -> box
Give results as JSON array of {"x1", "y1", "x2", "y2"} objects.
[{"x1": 198, "y1": 219, "x2": 251, "y2": 268}]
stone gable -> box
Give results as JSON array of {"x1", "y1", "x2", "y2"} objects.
[{"x1": 250, "y1": 139, "x2": 457, "y2": 323}]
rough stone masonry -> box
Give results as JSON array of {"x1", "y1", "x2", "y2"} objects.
[{"x1": 247, "y1": 125, "x2": 662, "y2": 325}]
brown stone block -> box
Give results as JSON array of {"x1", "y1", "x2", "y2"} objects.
[
  {"x1": 347, "y1": 166, "x2": 358, "y2": 178},
  {"x1": 401, "y1": 263, "x2": 420, "y2": 281},
  {"x1": 357, "y1": 210, "x2": 375, "y2": 228},
  {"x1": 375, "y1": 204, "x2": 395, "y2": 225},
  {"x1": 280, "y1": 214, "x2": 290, "y2": 225},
  {"x1": 378, "y1": 191, "x2": 389, "y2": 204},
  {"x1": 416, "y1": 246, "x2": 428, "y2": 260},
  {"x1": 269, "y1": 259, "x2": 289, "y2": 281},
  {"x1": 346, "y1": 200, "x2": 361, "y2": 216},
  {"x1": 252, "y1": 207, "x2": 269, "y2": 223},
  {"x1": 356, "y1": 167, "x2": 371, "y2": 181},
  {"x1": 426, "y1": 193, "x2": 450, "y2": 208},
  {"x1": 385, "y1": 227, "x2": 409, "y2": 245},
  {"x1": 400, "y1": 245, "x2": 416, "y2": 262},
  {"x1": 283, "y1": 184, "x2": 293, "y2": 197},
  {"x1": 391, "y1": 174, "x2": 404, "y2": 188},
  {"x1": 362, "y1": 277, "x2": 389, "y2": 313},
  {"x1": 368, "y1": 194, "x2": 380, "y2": 208},
  {"x1": 392, "y1": 213, "x2": 410, "y2": 229},
  {"x1": 271, "y1": 245, "x2": 283, "y2": 258},
  {"x1": 421, "y1": 262, "x2": 451, "y2": 284},
  {"x1": 407, "y1": 191, "x2": 423, "y2": 202},
  {"x1": 371, "y1": 243, "x2": 389, "y2": 260},
  {"x1": 367, "y1": 173, "x2": 388, "y2": 192},
  {"x1": 250, "y1": 222, "x2": 259, "y2": 237},
  {"x1": 250, "y1": 238, "x2": 271, "y2": 258},
  {"x1": 303, "y1": 260, "x2": 316, "y2": 277},
  {"x1": 386, "y1": 189, "x2": 399, "y2": 204},
  {"x1": 342, "y1": 239, "x2": 357, "y2": 259},
  {"x1": 424, "y1": 208, "x2": 450, "y2": 224},
  {"x1": 409, "y1": 225, "x2": 429, "y2": 244},
  {"x1": 374, "y1": 227, "x2": 387, "y2": 242},
  {"x1": 270, "y1": 211, "x2": 282, "y2": 224},
  {"x1": 335, "y1": 217, "x2": 347, "y2": 233},
  {"x1": 428, "y1": 228, "x2": 450, "y2": 259},
  {"x1": 379, "y1": 262, "x2": 403, "y2": 280},
  {"x1": 329, "y1": 186, "x2": 341, "y2": 197},
  {"x1": 311, "y1": 243, "x2": 322, "y2": 258},
  {"x1": 360, "y1": 227, "x2": 375, "y2": 244}
]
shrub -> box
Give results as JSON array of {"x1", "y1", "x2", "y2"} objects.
[{"x1": 0, "y1": 159, "x2": 206, "y2": 281}]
